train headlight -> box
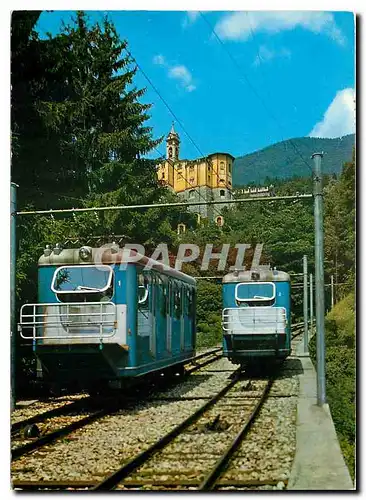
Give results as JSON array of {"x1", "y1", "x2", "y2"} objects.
[
  {"x1": 43, "y1": 245, "x2": 52, "y2": 257},
  {"x1": 53, "y1": 243, "x2": 62, "y2": 255},
  {"x1": 79, "y1": 246, "x2": 92, "y2": 261}
]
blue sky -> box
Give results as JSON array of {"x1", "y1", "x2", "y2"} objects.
[{"x1": 36, "y1": 10, "x2": 355, "y2": 160}]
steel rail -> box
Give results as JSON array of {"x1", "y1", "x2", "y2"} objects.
[
  {"x1": 198, "y1": 378, "x2": 274, "y2": 490},
  {"x1": 187, "y1": 347, "x2": 221, "y2": 362},
  {"x1": 12, "y1": 348, "x2": 221, "y2": 434},
  {"x1": 12, "y1": 478, "x2": 288, "y2": 490},
  {"x1": 11, "y1": 396, "x2": 93, "y2": 435},
  {"x1": 185, "y1": 353, "x2": 222, "y2": 374},
  {"x1": 92, "y1": 370, "x2": 241, "y2": 491},
  {"x1": 291, "y1": 323, "x2": 305, "y2": 341},
  {"x1": 12, "y1": 408, "x2": 109, "y2": 460},
  {"x1": 12, "y1": 348, "x2": 223, "y2": 460}
]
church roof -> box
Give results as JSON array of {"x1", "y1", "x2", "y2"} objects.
[
  {"x1": 208, "y1": 152, "x2": 235, "y2": 160},
  {"x1": 167, "y1": 122, "x2": 180, "y2": 140}
]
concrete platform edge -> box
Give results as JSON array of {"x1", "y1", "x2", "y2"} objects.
[{"x1": 288, "y1": 339, "x2": 354, "y2": 490}]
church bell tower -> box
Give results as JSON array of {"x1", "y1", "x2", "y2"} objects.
[{"x1": 166, "y1": 122, "x2": 180, "y2": 161}]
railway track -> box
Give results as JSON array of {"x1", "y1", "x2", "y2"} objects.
[
  {"x1": 93, "y1": 373, "x2": 275, "y2": 491},
  {"x1": 13, "y1": 368, "x2": 277, "y2": 491},
  {"x1": 11, "y1": 348, "x2": 222, "y2": 462},
  {"x1": 11, "y1": 396, "x2": 94, "y2": 435}
]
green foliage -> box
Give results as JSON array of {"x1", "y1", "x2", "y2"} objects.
[
  {"x1": 195, "y1": 280, "x2": 222, "y2": 348},
  {"x1": 233, "y1": 134, "x2": 355, "y2": 186},
  {"x1": 308, "y1": 152, "x2": 355, "y2": 479},
  {"x1": 12, "y1": 11, "x2": 197, "y2": 302},
  {"x1": 309, "y1": 293, "x2": 355, "y2": 479},
  {"x1": 324, "y1": 149, "x2": 355, "y2": 297}
]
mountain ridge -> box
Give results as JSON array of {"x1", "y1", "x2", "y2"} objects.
[{"x1": 232, "y1": 134, "x2": 355, "y2": 186}]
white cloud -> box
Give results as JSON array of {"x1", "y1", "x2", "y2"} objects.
[
  {"x1": 153, "y1": 54, "x2": 166, "y2": 66},
  {"x1": 309, "y1": 88, "x2": 355, "y2": 138},
  {"x1": 215, "y1": 11, "x2": 345, "y2": 45},
  {"x1": 168, "y1": 65, "x2": 196, "y2": 92},
  {"x1": 153, "y1": 54, "x2": 197, "y2": 92},
  {"x1": 182, "y1": 11, "x2": 200, "y2": 28},
  {"x1": 253, "y1": 45, "x2": 291, "y2": 66}
]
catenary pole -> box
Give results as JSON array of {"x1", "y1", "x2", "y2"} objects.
[
  {"x1": 331, "y1": 275, "x2": 335, "y2": 308},
  {"x1": 310, "y1": 273, "x2": 314, "y2": 339},
  {"x1": 312, "y1": 152, "x2": 326, "y2": 406},
  {"x1": 303, "y1": 255, "x2": 308, "y2": 353},
  {"x1": 11, "y1": 183, "x2": 18, "y2": 411}
]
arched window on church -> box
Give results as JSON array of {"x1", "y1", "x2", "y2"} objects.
[
  {"x1": 177, "y1": 223, "x2": 186, "y2": 235},
  {"x1": 216, "y1": 216, "x2": 224, "y2": 227},
  {"x1": 162, "y1": 171, "x2": 165, "y2": 179},
  {"x1": 189, "y1": 190, "x2": 195, "y2": 199},
  {"x1": 220, "y1": 161, "x2": 225, "y2": 171},
  {"x1": 220, "y1": 190, "x2": 225, "y2": 198},
  {"x1": 168, "y1": 147, "x2": 173, "y2": 158}
]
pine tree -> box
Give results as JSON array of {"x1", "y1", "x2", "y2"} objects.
[{"x1": 35, "y1": 12, "x2": 164, "y2": 209}]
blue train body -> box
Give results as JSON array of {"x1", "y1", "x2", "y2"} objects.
[
  {"x1": 18, "y1": 246, "x2": 196, "y2": 390},
  {"x1": 222, "y1": 269, "x2": 291, "y2": 365}
]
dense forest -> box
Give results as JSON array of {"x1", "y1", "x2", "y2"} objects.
[
  {"x1": 12, "y1": 11, "x2": 355, "y2": 477},
  {"x1": 310, "y1": 152, "x2": 356, "y2": 479},
  {"x1": 233, "y1": 134, "x2": 355, "y2": 186}
]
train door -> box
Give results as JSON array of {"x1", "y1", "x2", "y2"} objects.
[
  {"x1": 180, "y1": 283, "x2": 185, "y2": 351},
  {"x1": 183, "y1": 285, "x2": 193, "y2": 351},
  {"x1": 190, "y1": 286, "x2": 197, "y2": 349},
  {"x1": 149, "y1": 273, "x2": 157, "y2": 357},
  {"x1": 172, "y1": 281, "x2": 182, "y2": 355}
]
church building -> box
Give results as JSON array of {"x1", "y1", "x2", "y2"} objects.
[{"x1": 157, "y1": 124, "x2": 234, "y2": 219}]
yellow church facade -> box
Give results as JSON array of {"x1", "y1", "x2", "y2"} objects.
[{"x1": 157, "y1": 125, "x2": 234, "y2": 219}]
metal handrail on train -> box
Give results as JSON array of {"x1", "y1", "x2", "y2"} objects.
[
  {"x1": 18, "y1": 302, "x2": 117, "y2": 340},
  {"x1": 222, "y1": 306, "x2": 287, "y2": 334}
]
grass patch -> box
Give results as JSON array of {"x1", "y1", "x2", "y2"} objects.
[{"x1": 309, "y1": 292, "x2": 355, "y2": 480}]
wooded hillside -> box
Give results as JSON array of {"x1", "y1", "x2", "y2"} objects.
[{"x1": 233, "y1": 134, "x2": 355, "y2": 186}]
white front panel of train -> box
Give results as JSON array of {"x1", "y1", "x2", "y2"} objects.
[
  {"x1": 223, "y1": 306, "x2": 286, "y2": 335},
  {"x1": 40, "y1": 303, "x2": 127, "y2": 346}
]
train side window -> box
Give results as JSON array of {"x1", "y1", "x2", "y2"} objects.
[
  {"x1": 166, "y1": 279, "x2": 171, "y2": 316},
  {"x1": 138, "y1": 272, "x2": 149, "y2": 308},
  {"x1": 185, "y1": 286, "x2": 190, "y2": 315},
  {"x1": 181, "y1": 285, "x2": 186, "y2": 314},
  {"x1": 174, "y1": 283, "x2": 182, "y2": 318},
  {"x1": 190, "y1": 288, "x2": 196, "y2": 316},
  {"x1": 149, "y1": 273, "x2": 156, "y2": 312},
  {"x1": 159, "y1": 276, "x2": 167, "y2": 316}
]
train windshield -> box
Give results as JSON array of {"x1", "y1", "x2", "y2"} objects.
[
  {"x1": 235, "y1": 282, "x2": 275, "y2": 305},
  {"x1": 51, "y1": 265, "x2": 114, "y2": 302}
]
